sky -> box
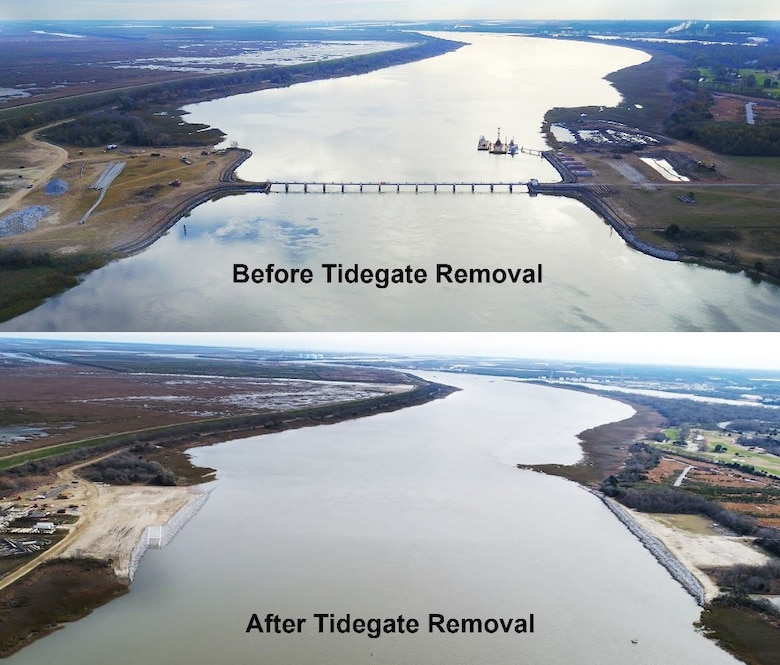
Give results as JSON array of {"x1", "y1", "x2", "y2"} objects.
[
  {"x1": 1, "y1": 332, "x2": 778, "y2": 370},
  {"x1": 2, "y1": 1, "x2": 778, "y2": 22}
]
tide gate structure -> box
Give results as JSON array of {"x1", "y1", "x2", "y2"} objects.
[{"x1": 269, "y1": 181, "x2": 529, "y2": 194}]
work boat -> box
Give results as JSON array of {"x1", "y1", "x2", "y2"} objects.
[
  {"x1": 477, "y1": 135, "x2": 490, "y2": 150},
  {"x1": 489, "y1": 127, "x2": 508, "y2": 154},
  {"x1": 508, "y1": 138, "x2": 518, "y2": 155}
]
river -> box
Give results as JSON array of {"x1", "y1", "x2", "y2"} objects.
[
  {"x1": 2, "y1": 33, "x2": 779, "y2": 331},
  {"x1": 6, "y1": 374, "x2": 739, "y2": 664}
]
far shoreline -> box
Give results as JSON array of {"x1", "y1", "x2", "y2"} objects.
[
  {"x1": 0, "y1": 32, "x2": 467, "y2": 322},
  {"x1": 0, "y1": 373, "x2": 458, "y2": 658},
  {"x1": 519, "y1": 391, "x2": 664, "y2": 485}
]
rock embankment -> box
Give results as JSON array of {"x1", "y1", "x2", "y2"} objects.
[
  {"x1": 592, "y1": 489, "x2": 706, "y2": 605},
  {"x1": 532, "y1": 152, "x2": 680, "y2": 262},
  {"x1": 0, "y1": 205, "x2": 50, "y2": 237},
  {"x1": 127, "y1": 489, "x2": 210, "y2": 582}
]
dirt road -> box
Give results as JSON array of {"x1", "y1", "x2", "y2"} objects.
[
  {"x1": 0, "y1": 452, "x2": 197, "y2": 588},
  {"x1": 0, "y1": 122, "x2": 70, "y2": 218},
  {"x1": 0, "y1": 452, "x2": 102, "y2": 592}
]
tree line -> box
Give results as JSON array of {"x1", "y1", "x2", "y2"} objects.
[
  {"x1": 710, "y1": 561, "x2": 780, "y2": 595},
  {"x1": 0, "y1": 378, "x2": 457, "y2": 492},
  {"x1": 624, "y1": 40, "x2": 780, "y2": 155},
  {"x1": 599, "y1": 441, "x2": 780, "y2": 554},
  {"x1": 0, "y1": 35, "x2": 463, "y2": 144},
  {"x1": 80, "y1": 447, "x2": 176, "y2": 486},
  {"x1": 42, "y1": 111, "x2": 165, "y2": 147},
  {"x1": 595, "y1": 392, "x2": 780, "y2": 429}
]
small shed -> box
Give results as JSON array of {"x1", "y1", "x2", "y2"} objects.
[{"x1": 34, "y1": 521, "x2": 55, "y2": 534}]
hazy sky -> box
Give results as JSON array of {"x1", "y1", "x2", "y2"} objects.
[
  {"x1": 1, "y1": 333, "x2": 777, "y2": 370},
  {"x1": 3, "y1": 1, "x2": 778, "y2": 21}
]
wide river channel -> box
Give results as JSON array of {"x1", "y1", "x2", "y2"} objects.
[
  {"x1": 9, "y1": 374, "x2": 739, "y2": 665},
  {"x1": 3, "y1": 33, "x2": 780, "y2": 330}
]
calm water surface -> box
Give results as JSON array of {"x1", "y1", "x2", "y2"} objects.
[
  {"x1": 3, "y1": 34, "x2": 778, "y2": 331},
  {"x1": 8, "y1": 375, "x2": 739, "y2": 665}
]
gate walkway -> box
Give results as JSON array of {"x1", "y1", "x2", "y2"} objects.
[{"x1": 269, "y1": 181, "x2": 528, "y2": 193}]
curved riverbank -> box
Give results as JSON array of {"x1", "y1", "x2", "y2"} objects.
[
  {"x1": 113, "y1": 148, "x2": 270, "y2": 256},
  {"x1": 539, "y1": 46, "x2": 780, "y2": 280},
  {"x1": 518, "y1": 390, "x2": 707, "y2": 601},
  {"x1": 0, "y1": 377, "x2": 458, "y2": 658},
  {"x1": 521, "y1": 383, "x2": 777, "y2": 662},
  {"x1": 519, "y1": 398, "x2": 664, "y2": 485},
  {"x1": 531, "y1": 155, "x2": 680, "y2": 262}
]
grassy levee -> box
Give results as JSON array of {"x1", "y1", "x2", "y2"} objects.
[
  {"x1": 0, "y1": 379, "x2": 457, "y2": 473},
  {"x1": 622, "y1": 182, "x2": 780, "y2": 276},
  {"x1": 0, "y1": 430, "x2": 141, "y2": 471}
]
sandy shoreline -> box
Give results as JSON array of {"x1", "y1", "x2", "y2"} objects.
[
  {"x1": 628, "y1": 507, "x2": 769, "y2": 601},
  {"x1": 59, "y1": 483, "x2": 207, "y2": 581}
]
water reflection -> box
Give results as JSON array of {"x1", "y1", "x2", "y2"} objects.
[{"x1": 3, "y1": 34, "x2": 779, "y2": 331}]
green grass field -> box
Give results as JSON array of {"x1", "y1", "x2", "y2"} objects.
[
  {"x1": 699, "y1": 67, "x2": 780, "y2": 99},
  {"x1": 621, "y1": 183, "x2": 780, "y2": 271},
  {"x1": 654, "y1": 432, "x2": 780, "y2": 477}
]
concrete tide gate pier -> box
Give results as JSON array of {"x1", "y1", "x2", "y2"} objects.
[{"x1": 270, "y1": 181, "x2": 529, "y2": 193}]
